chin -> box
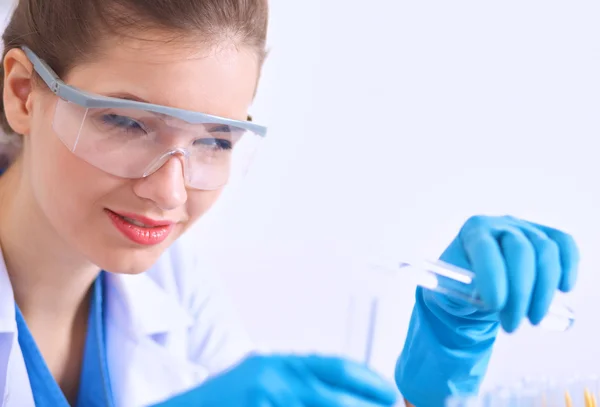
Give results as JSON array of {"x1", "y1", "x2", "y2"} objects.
[
  {"x1": 74, "y1": 220, "x2": 185, "y2": 274},
  {"x1": 92, "y1": 246, "x2": 167, "y2": 275}
]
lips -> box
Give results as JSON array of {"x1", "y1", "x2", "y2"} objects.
[{"x1": 105, "y1": 209, "x2": 175, "y2": 246}]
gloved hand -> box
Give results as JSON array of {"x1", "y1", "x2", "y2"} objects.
[
  {"x1": 152, "y1": 353, "x2": 399, "y2": 407},
  {"x1": 396, "y1": 215, "x2": 579, "y2": 407}
]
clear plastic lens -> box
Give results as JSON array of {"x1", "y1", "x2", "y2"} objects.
[{"x1": 52, "y1": 99, "x2": 262, "y2": 190}]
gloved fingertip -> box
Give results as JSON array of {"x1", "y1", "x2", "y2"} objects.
[
  {"x1": 500, "y1": 313, "x2": 521, "y2": 334},
  {"x1": 381, "y1": 388, "x2": 400, "y2": 406},
  {"x1": 559, "y1": 261, "x2": 579, "y2": 293},
  {"x1": 559, "y1": 277, "x2": 576, "y2": 293},
  {"x1": 528, "y1": 313, "x2": 542, "y2": 326},
  {"x1": 369, "y1": 378, "x2": 399, "y2": 404},
  {"x1": 527, "y1": 305, "x2": 549, "y2": 326}
]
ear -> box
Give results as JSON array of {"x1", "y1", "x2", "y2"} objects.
[{"x1": 3, "y1": 48, "x2": 35, "y2": 136}]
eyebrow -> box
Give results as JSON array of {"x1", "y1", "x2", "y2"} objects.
[
  {"x1": 104, "y1": 92, "x2": 152, "y2": 104},
  {"x1": 103, "y1": 91, "x2": 254, "y2": 123}
]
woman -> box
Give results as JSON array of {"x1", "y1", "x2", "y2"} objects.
[{"x1": 0, "y1": 0, "x2": 579, "y2": 406}]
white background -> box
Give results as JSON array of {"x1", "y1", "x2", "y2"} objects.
[
  {"x1": 201, "y1": 1, "x2": 600, "y2": 390},
  {"x1": 3, "y1": 0, "x2": 600, "y2": 392}
]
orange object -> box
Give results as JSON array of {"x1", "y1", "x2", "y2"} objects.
[
  {"x1": 585, "y1": 389, "x2": 594, "y2": 407},
  {"x1": 565, "y1": 392, "x2": 573, "y2": 407}
]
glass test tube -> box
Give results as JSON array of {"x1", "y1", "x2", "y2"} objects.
[
  {"x1": 344, "y1": 263, "x2": 405, "y2": 405},
  {"x1": 369, "y1": 258, "x2": 575, "y2": 332}
]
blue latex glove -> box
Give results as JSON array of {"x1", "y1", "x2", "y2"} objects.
[
  {"x1": 395, "y1": 215, "x2": 579, "y2": 406},
  {"x1": 152, "y1": 354, "x2": 399, "y2": 407}
]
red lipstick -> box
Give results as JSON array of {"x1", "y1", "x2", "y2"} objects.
[{"x1": 106, "y1": 209, "x2": 174, "y2": 246}]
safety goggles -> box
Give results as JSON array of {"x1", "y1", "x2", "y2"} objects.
[{"x1": 22, "y1": 46, "x2": 267, "y2": 190}]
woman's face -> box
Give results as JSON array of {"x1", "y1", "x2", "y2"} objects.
[{"x1": 5, "y1": 35, "x2": 260, "y2": 274}]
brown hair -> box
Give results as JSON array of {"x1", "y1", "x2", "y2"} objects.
[{"x1": 0, "y1": 0, "x2": 269, "y2": 137}]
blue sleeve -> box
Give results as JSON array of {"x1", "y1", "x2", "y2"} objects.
[{"x1": 395, "y1": 287, "x2": 500, "y2": 406}]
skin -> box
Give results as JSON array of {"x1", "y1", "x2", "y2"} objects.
[{"x1": 0, "y1": 32, "x2": 259, "y2": 403}]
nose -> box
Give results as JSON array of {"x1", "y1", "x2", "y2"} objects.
[{"x1": 133, "y1": 156, "x2": 188, "y2": 211}]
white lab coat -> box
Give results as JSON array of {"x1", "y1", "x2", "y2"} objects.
[{"x1": 0, "y1": 231, "x2": 254, "y2": 407}]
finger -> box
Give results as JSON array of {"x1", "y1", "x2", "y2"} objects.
[
  {"x1": 513, "y1": 226, "x2": 562, "y2": 325},
  {"x1": 461, "y1": 230, "x2": 508, "y2": 311},
  {"x1": 439, "y1": 234, "x2": 473, "y2": 270},
  {"x1": 286, "y1": 358, "x2": 396, "y2": 407},
  {"x1": 498, "y1": 228, "x2": 536, "y2": 332},
  {"x1": 264, "y1": 376, "x2": 305, "y2": 407},
  {"x1": 503, "y1": 217, "x2": 578, "y2": 294},
  {"x1": 438, "y1": 237, "x2": 481, "y2": 311},
  {"x1": 255, "y1": 359, "x2": 304, "y2": 407},
  {"x1": 523, "y1": 220, "x2": 580, "y2": 292},
  {"x1": 292, "y1": 355, "x2": 398, "y2": 405}
]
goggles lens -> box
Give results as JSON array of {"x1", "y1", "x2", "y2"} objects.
[{"x1": 52, "y1": 98, "x2": 262, "y2": 190}]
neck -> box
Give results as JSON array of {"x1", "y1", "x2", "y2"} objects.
[{"x1": 0, "y1": 158, "x2": 99, "y2": 324}]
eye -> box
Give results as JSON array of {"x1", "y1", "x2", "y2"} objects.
[
  {"x1": 101, "y1": 114, "x2": 146, "y2": 133},
  {"x1": 194, "y1": 138, "x2": 233, "y2": 150}
]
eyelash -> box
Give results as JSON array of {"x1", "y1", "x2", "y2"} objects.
[
  {"x1": 101, "y1": 114, "x2": 146, "y2": 134},
  {"x1": 99, "y1": 114, "x2": 236, "y2": 150},
  {"x1": 195, "y1": 138, "x2": 233, "y2": 150}
]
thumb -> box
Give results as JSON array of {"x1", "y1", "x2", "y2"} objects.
[{"x1": 439, "y1": 235, "x2": 472, "y2": 269}]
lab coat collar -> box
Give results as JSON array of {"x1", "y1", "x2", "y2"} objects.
[
  {"x1": 0, "y1": 253, "x2": 193, "y2": 338},
  {"x1": 0, "y1": 248, "x2": 16, "y2": 334},
  {"x1": 105, "y1": 271, "x2": 193, "y2": 338},
  {"x1": 0, "y1": 246, "x2": 193, "y2": 338}
]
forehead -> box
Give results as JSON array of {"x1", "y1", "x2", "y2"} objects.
[{"x1": 63, "y1": 36, "x2": 260, "y2": 120}]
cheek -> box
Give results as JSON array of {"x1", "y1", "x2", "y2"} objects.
[
  {"x1": 185, "y1": 189, "x2": 222, "y2": 224},
  {"x1": 27, "y1": 102, "x2": 122, "y2": 232}
]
